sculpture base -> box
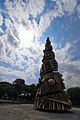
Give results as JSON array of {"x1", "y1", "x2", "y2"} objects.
[{"x1": 34, "y1": 93, "x2": 72, "y2": 111}]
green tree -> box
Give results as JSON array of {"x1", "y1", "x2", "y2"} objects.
[
  {"x1": 13, "y1": 78, "x2": 25, "y2": 95},
  {"x1": 26, "y1": 84, "x2": 37, "y2": 102},
  {"x1": 67, "y1": 87, "x2": 80, "y2": 107},
  {"x1": 0, "y1": 82, "x2": 18, "y2": 100}
]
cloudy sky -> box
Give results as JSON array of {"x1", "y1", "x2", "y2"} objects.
[{"x1": 0, "y1": 0, "x2": 80, "y2": 88}]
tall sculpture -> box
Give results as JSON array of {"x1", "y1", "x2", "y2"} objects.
[{"x1": 34, "y1": 37, "x2": 72, "y2": 111}]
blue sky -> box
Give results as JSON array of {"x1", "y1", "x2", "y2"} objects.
[{"x1": 0, "y1": 0, "x2": 80, "y2": 88}]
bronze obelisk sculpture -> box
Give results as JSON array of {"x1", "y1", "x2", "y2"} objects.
[{"x1": 34, "y1": 37, "x2": 71, "y2": 111}]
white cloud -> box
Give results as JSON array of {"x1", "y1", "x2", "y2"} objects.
[
  {"x1": 63, "y1": 72, "x2": 80, "y2": 89},
  {"x1": 0, "y1": 14, "x2": 3, "y2": 26},
  {"x1": 39, "y1": 9, "x2": 61, "y2": 36},
  {"x1": 28, "y1": 0, "x2": 45, "y2": 18},
  {"x1": 0, "y1": 28, "x2": 4, "y2": 34},
  {"x1": 0, "y1": 75, "x2": 14, "y2": 83},
  {"x1": 55, "y1": 42, "x2": 72, "y2": 63},
  {"x1": 4, "y1": 0, "x2": 45, "y2": 23},
  {"x1": 0, "y1": 38, "x2": 6, "y2": 61},
  {"x1": 5, "y1": 18, "x2": 12, "y2": 28},
  {"x1": 0, "y1": 66, "x2": 27, "y2": 81},
  {"x1": 4, "y1": 0, "x2": 62, "y2": 43},
  {"x1": 0, "y1": 31, "x2": 19, "y2": 64},
  {"x1": 53, "y1": 41, "x2": 80, "y2": 88},
  {"x1": 9, "y1": 52, "x2": 16, "y2": 61},
  {"x1": 55, "y1": 0, "x2": 77, "y2": 15},
  {"x1": 76, "y1": 4, "x2": 80, "y2": 18},
  {"x1": 4, "y1": 0, "x2": 29, "y2": 23},
  {"x1": 62, "y1": 0, "x2": 77, "y2": 14}
]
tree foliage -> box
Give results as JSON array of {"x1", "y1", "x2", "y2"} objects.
[
  {"x1": 0, "y1": 79, "x2": 37, "y2": 103},
  {"x1": 13, "y1": 78, "x2": 25, "y2": 95},
  {"x1": 67, "y1": 87, "x2": 80, "y2": 107},
  {"x1": 0, "y1": 82, "x2": 18, "y2": 100},
  {"x1": 13, "y1": 78, "x2": 25, "y2": 85}
]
